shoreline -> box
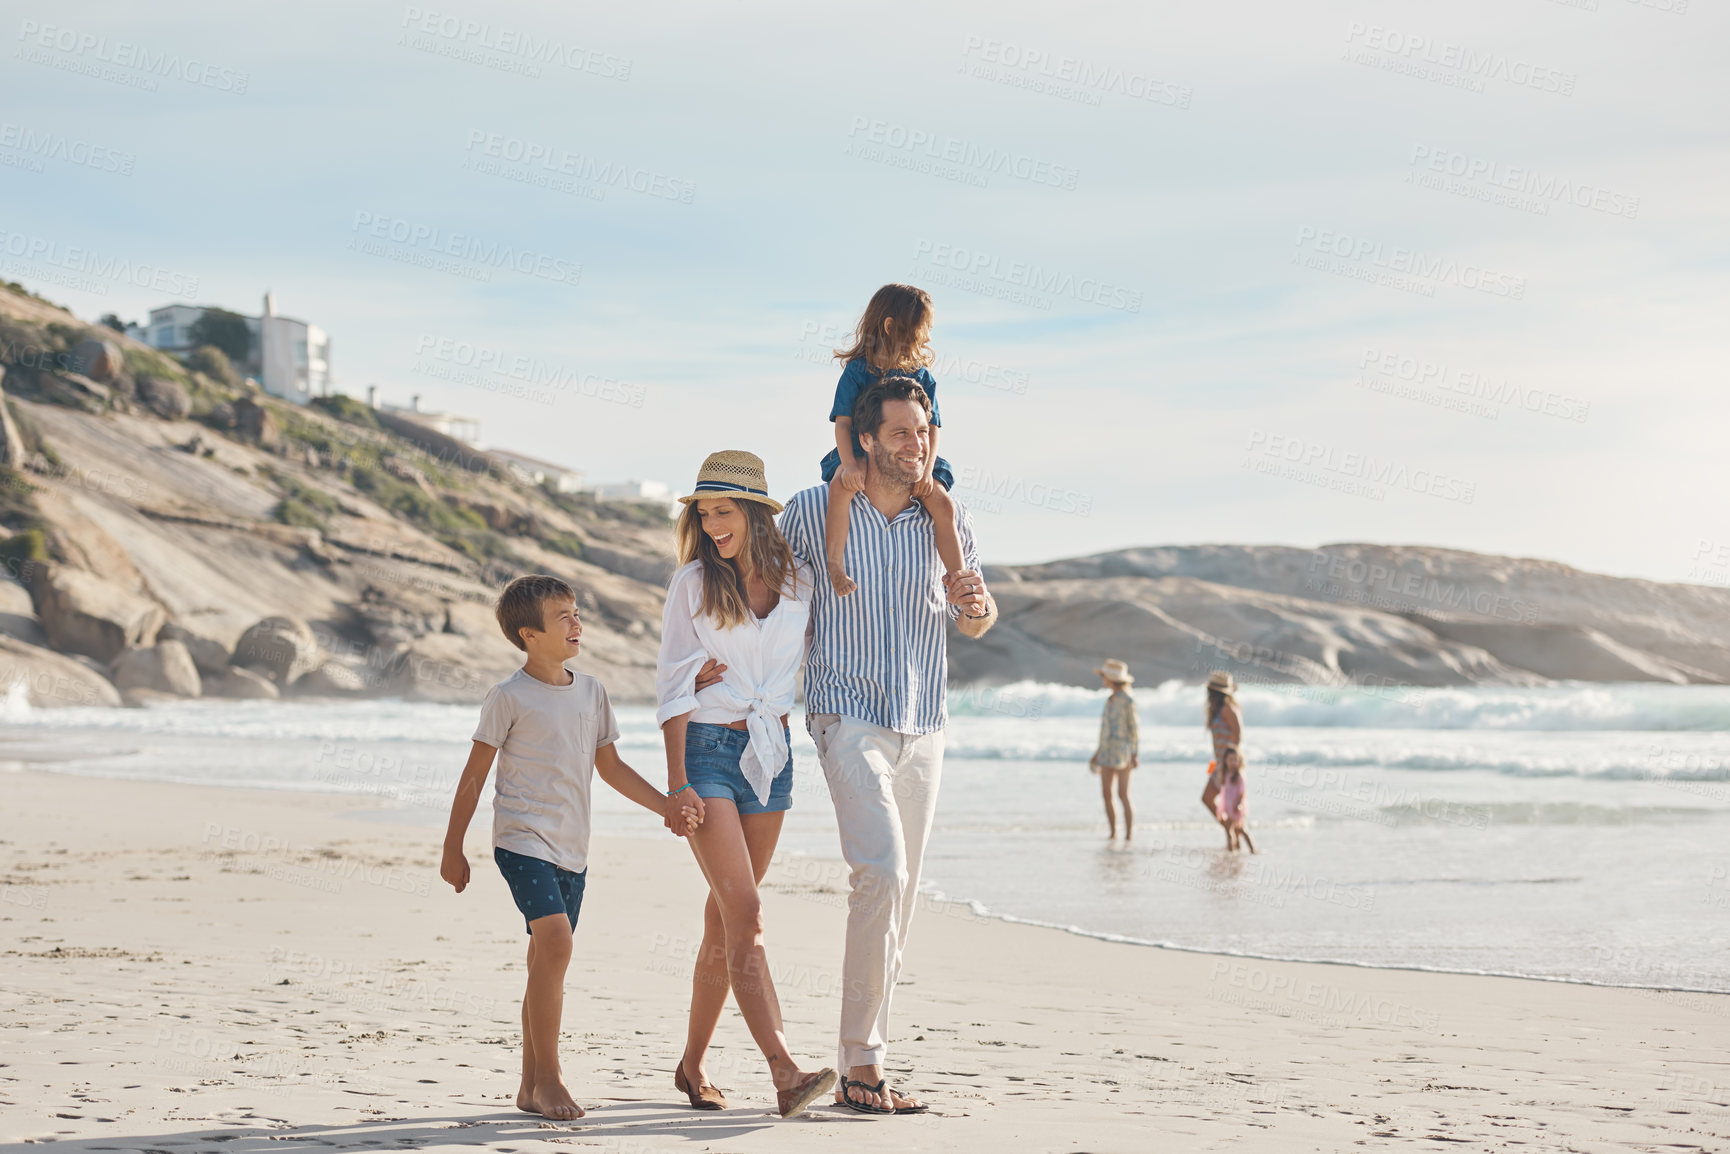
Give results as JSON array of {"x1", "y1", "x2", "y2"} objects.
[
  {"x1": 6, "y1": 768, "x2": 1725, "y2": 1150},
  {"x1": 8, "y1": 750, "x2": 1730, "y2": 999}
]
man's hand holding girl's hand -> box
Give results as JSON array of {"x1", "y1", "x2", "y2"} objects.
[
  {"x1": 834, "y1": 459, "x2": 867, "y2": 493},
  {"x1": 944, "y1": 568, "x2": 991, "y2": 618}
]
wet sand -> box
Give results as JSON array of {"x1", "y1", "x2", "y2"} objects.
[{"x1": 2, "y1": 769, "x2": 1725, "y2": 1152}]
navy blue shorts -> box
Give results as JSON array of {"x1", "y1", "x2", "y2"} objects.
[
  {"x1": 493, "y1": 846, "x2": 586, "y2": 934},
  {"x1": 684, "y1": 722, "x2": 794, "y2": 815}
]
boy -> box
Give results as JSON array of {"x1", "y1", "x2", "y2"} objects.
[{"x1": 441, "y1": 574, "x2": 701, "y2": 1121}]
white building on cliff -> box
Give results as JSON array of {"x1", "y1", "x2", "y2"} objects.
[{"x1": 136, "y1": 292, "x2": 330, "y2": 404}]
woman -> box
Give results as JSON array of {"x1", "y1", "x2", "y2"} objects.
[
  {"x1": 1088, "y1": 659, "x2": 1140, "y2": 840},
  {"x1": 1200, "y1": 671, "x2": 1242, "y2": 824},
  {"x1": 655, "y1": 450, "x2": 836, "y2": 1119}
]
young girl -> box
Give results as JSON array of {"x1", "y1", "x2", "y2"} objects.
[
  {"x1": 1213, "y1": 746, "x2": 1255, "y2": 853},
  {"x1": 821, "y1": 283, "x2": 962, "y2": 596}
]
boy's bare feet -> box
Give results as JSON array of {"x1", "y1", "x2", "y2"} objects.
[
  {"x1": 528, "y1": 1077, "x2": 584, "y2": 1120},
  {"x1": 516, "y1": 1072, "x2": 535, "y2": 1114},
  {"x1": 828, "y1": 562, "x2": 856, "y2": 597}
]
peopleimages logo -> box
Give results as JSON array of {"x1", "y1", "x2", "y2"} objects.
[
  {"x1": 348, "y1": 211, "x2": 581, "y2": 286},
  {"x1": 1406, "y1": 145, "x2": 1639, "y2": 220},
  {"x1": 0, "y1": 122, "x2": 135, "y2": 175},
  {"x1": 1343, "y1": 22, "x2": 1576, "y2": 96},
  {"x1": 912, "y1": 239, "x2": 1142, "y2": 313},
  {"x1": 398, "y1": 7, "x2": 631, "y2": 79},
  {"x1": 15, "y1": 20, "x2": 250, "y2": 93},
  {"x1": 958, "y1": 35, "x2": 1192, "y2": 109},
  {"x1": 1359, "y1": 347, "x2": 1589, "y2": 423},
  {"x1": 845, "y1": 116, "x2": 1080, "y2": 190},
  {"x1": 0, "y1": 228, "x2": 199, "y2": 296},
  {"x1": 1294, "y1": 226, "x2": 1526, "y2": 300},
  {"x1": 1245, "y1": 429, "x2": 1477, "y2": 504},
  {"x1": 462, "y1": 130, "x2": 694, "y2": 203}
]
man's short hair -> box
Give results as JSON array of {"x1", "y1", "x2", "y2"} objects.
[
  {"x1": 852, "y1": 375, "x2": 933, "y2": 442},
  {"x1": 496, "y1": 574, "x2": 577, "y2": 651}
]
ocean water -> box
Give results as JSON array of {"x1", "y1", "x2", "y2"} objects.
[{"x1": 4, "y1": 680, "x2": 1727, "y2": 993}]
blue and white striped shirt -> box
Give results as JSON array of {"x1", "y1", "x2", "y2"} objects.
[{"x1": 778, "y1": 484, "x2": 980, "y2": 736}]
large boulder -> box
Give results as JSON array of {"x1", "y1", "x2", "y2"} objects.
[
  {"x1": 38, "y1": 371, "x2": 110, "y2": 413},
  {"x1": 232, "y1": 616, "x2": 322, "y2": 684},
  {"x1": 293, "y1": 660, "x2": 371, "y2": 696},
  {"x1": 207, "y1": 665, "x2": 279, "y2": 700},
  {"x1": 159, "y1": 623, "x2": 232, "y2": 677},
  {"x1": 136, "y1": 375, "x2": 192, "y2": 421},
  {"x1": 233, "y1": 397, "x2": 280, "y2": 449},
  {"x1": 28, "y1": 563, "x2": 165, "y2": 664},
  {"x1": 71, "y1": 338, "x2": 123, "y2": 383},
  {"x1": 0, "y1": 577, "x2": 47, "y2": 647},
  {"x1": 0, "y1": 634, "x2": 122, "y2": 707},
  {"x1": 111, "y1": 639, "x2": 202, "y2": 698}
]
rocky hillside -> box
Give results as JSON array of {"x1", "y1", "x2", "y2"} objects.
[
  {"x1": 963, "y1": 545, "x2": 1730, "y2": 689},
  {"x1": 6, "y1": 283, "x2": 1726, "y2": 710},
  {"x1": 0, "y1": 283, "x2": 676, "y2": 708}
]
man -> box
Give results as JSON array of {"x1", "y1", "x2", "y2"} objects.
[{"x1": 777, "y1": 375, "x2": 996, "y2": 1114}]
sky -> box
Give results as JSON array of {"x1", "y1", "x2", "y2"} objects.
[{"x1": 3, "y1": 0, "x2": 1725, "y2": 582}]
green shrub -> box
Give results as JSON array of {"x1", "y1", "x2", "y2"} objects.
[
  {"x1": 188, "y1": 308, "x2": 253, "y2": 365},
  {"x1": 0, "y1": 527, "x2": 47, "y2": 579},
  {"x1": 123, "y1": 345, "x2": 190, "y2": 386},
  {"x1": 310, "y1": 395, "x2": 381, "y2": 430},
  {"x1": 273, "y1": 498, "x2": 328, "y2": 531},
  {"x1": 542, "y1": 532, "x2": 586, "y2": 561},
  {"x1": 186, "y1": 345, "x2": 241, "y2": 390}
]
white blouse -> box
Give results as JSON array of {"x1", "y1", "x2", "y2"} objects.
[{"x1": 655, "y1": 559, "x2": 815, "y2": 804}]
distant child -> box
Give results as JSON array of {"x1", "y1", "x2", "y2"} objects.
[
  {"x1": 821, "y1": 283, "x2": 963, "y2": 596},
  {"x1": 440, "y1": 574, "x2": 701, "y2": 1121},
  {"x1": 1213, "y1": 746, "x2": 1255, "y2": 853}
]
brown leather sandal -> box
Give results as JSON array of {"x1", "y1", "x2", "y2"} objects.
[
  {"x1": 777, "y1": 1067, "x2": 838, "y2": 1118},
  {"x1": 674, "y1": 1059, "x2": 727, "y2": 1110}
]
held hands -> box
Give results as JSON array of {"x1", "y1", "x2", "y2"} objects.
[
  {"x1": 440, "y1": 845, "x2": 470, "y2": 893},
  {"x1": 663, "y1": 789, "x2": 705, "y2": 838},
  {"x1": 944, "y1": 568, "x2": 990, "y2": 618}
]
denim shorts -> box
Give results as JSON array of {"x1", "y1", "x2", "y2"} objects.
[
  {"x1": 684, "y1": 722, "x2": 794, "y2": 815},
  {"x1": 494, "y1": 846, "x2": 586, "y2": 934}
]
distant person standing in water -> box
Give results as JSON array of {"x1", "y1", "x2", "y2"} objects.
[
  {"x1": 1200, "y1": 671, "x2": 1241, "y2": 823},
  {"x1": 1089, "y1": 659, "x2": 1140, "y2": 840},
  {"x1": 1213, "y1": 746, "x2": 1255, "y2": 853}
]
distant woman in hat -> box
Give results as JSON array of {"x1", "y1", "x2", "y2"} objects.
[
  {"x1": 1089, "y1": 659, "x2": 1140, "y2": 840},
  {"x1": 1200, "y1": 671, "x2": 1242, "y2": 824},
  {"x1": 655, "y1": 450, "x2": 837, "y2": 1119}
]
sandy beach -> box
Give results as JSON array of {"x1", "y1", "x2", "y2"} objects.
[{"x1": 3, "y1": 767, "x2": 1726, "y2": 1153}]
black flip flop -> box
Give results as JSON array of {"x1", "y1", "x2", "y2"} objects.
[
  {"x1": 838, "y1": 1075, "x2": 894, "y2": 1116},
  {"x1": 894, "y1": 1096, "x2": 931, "y2": 1115}
]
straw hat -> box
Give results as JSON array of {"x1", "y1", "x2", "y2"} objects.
[
  {"x1": 1206, "y1": 670, "x2": 1237, "y2": 695},
  {"x1": 678, "y1": 450, "x2": 783, "y2": 513},
  {"x1": 1095, "y1": 658, "x2": 1134, "y2": 686}
]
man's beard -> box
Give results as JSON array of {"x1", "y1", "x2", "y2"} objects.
[{"x1": 870, "y1": 440, "x2": 923, "y2": 488}]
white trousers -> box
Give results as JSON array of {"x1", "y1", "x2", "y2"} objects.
[{"x1": 809, "y1": 712, "x2": 944, "y2": 1071}]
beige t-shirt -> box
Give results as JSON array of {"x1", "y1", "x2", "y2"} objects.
[{"x1": 473, "y1": 667, "x2": 620, "y2": 874}]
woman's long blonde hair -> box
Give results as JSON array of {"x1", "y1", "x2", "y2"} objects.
[
  {"x1": 675, "y1": 498, "x2": 799, "y2": 629},
  {"x1": 834, "y1": 283, "x2": 934, "y2": 373}
]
